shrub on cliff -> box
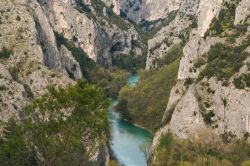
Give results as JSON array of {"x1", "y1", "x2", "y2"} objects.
[
  {"x1": 198, "y1": 42, "x2": 249, "y2": 83},
  {"x1": 0, "y1": 48, "x2": 13, "y2": 59}
]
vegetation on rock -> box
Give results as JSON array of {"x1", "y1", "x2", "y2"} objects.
[
  {"x1": 198, "y1": 39, "x2": 249, "y2": 84},
  {"x1": 154, "y1": 43, "x2": 183, "y2": 68},
  {"x1": 112, "y1": 52, "x2": 146, "y2": 71},
  {"x1": 55, "y1": 32, "x2": 96, "y2": 78},
  {"x1": 0, "y1": 48, "x2": 13, "y2": 59},
  {"x1": 154, "y1": 131, "x2": 250, "y2": 166},
  {"x1": 206, "y1": 1, "x2": 241, "y2": 37},
  {"x1": 0, "y1": 81, "x2": 109, "y2": 165}
]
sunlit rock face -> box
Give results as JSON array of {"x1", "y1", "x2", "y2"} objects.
[
  {"x1": 150, "y1": 1, "x2": 250, "y2": 163},
  {"x1": 145, "y1": 0, "x2": 224, "y2": 69},
  {"x1": 102, "y1": 0, "x2": 181, "y2": 23}
]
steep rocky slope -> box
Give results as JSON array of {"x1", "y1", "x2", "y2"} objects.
[
  {"x1": 38, "y1": 0, "x2": 145, "y2": 67},
  {"x1": 0, "y1": 0, "x2": 73, "y2": 123},
  {"x1": 102, "y1": 0, "x2": 180, "y2": 23},
  {"x1": 0, "y1": 0, "x2": 154, "y2": 164},
  {"x1": 0, "y1": 0, "x2": 147, "y2": 128},
  {"x1": 0, "y1": 0, "x2": 137, "y2": 164},
  {"x1": 150, "y1": 0, "x2": 250, "y2": 164}
]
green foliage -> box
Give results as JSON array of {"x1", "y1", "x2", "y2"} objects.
[
  {"x1": 0, "y1": 81, "x2": 109, "y2": 165},
  {"x1": 155, "y1": 43, "x2": 183, "y2": 67},
  {"x1": 193, "y1": 57, "x2": 206, "y2": 69},
  {"x1": 188, "y1": 15, "x2": 198, "y2": 29},
  {"x1": 89, "y1": 67, "x2": 129, "y2": 98},
  {"x1": 139, "y1": 11, "x2": 177, "y2": 39},
  {"x1": 60, "y1": 0, "x2": 150, "y2": 70},
  {"x1": 112, "y1": 53, "x2": 146, "y2": 71},
  {"x1": 184, "y1": 78, "x2": 194, "y2": 86},
  {"x1": 16, "y1": 15, "x2": 21, "y2": 21},
  {"x1": 118, "y1": 59, "x2": 180, "y2": 130},
  {"x1": 241, "y1": 160, "x2": 250, "y2": 166},
  {"x1": 158, "y1": 132, "x2": 173, "y2": 150},
  {"x1": 0, "y1": 119, "x2": 35, "y2": 166},
  {"x1": 191, "y1": 20, "x2": 198, "y2": 29},
  {"x1": 202, "y1": 111, "x2": 215, "y2": 124},
  {"x1": 234, "y1": 76, "x2": 245, "y2": 89},
  {"x1": 154, "y1": 131, "x2": 250, "y2": 166},
  {"x1": 108, "y1": 160, "x2": 120, "y2": 166},
  {"x1": 0, "y1": 48, "x2": 13, "y2": 59},
  {"x1": 225, "y1": 25, "x2": 248, "y2": 43},
  {"x1": 245, "y1": 74, "x2": 250, "y2": 87},
  {"x1": 55, "y1": 32, "x2": 133, "y2": 98},
  {"x1": 121, "y1": 10, "x2": 177, "y2": 43},
  {"x1": 75, "y1": 0, "x2": 131, "y2": 31},
  {"x1": 115, "y1": 99, "x2": 132, "y2": 121},
  {"x1": 9, "y1": 61, "x2": 23, "y2": 82},
  {"x1": 234, "y1": 73, "x2": 250, "y2": 89},
  {"x1": 199, "y1": 42, "x2": 249, "y2": 83},
  {"x1": 207, "y1": 1, "x2": 239, "y2": 36},
  {"x1": 0, "y1": 85, "x2": 7, "y2": 91}
]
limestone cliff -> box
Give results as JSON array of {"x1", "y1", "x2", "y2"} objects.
[
  {"x1": 102, "y1": 0, "x2": 180, "y2": 23},
  {"x1": 150, "y1": 0, "x2": 250, "y2": 163},
  {"x1": 0, "y1": 0, "x2": 115, "y2": 164}
]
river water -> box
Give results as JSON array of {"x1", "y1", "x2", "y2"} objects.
[{"x1": 108, "y1": 73, "x2": 152, "y2": 166}]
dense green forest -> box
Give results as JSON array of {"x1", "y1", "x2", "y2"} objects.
[{"x1": 0, "y1": 81, "x2": 109, "y2": 165}]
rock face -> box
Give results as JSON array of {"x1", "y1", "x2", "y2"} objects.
[
  {"x1": 0, "y1": 0, "x2": 113, "y2": 163},
  {"x1": 0, "y1": 64, "x2": 26, "y2": 122},
  {"x1": 30, "y1": 0, "x2": 63, "y2": 70},
  {"x1": 178, "y1": 36, "x2": 224, "y2": 80},
  {"x1": 39, "y1": 0, "x2": 105, "y2": 62},
  {"x1": 38, "y1": 0, "x2": 142, "y2": 67},
  {"x1": 146, "y1": 0, "x2": 223, "y2": 69},
  {"x1": 0, "y1": 0, "x2": 72, "y2": 123},
  {"x1": 102, "y1": 0, "x2": 181, "y2": 23},
  {"x1": 234, "y1": 0, "x2": 250, "y2": 25},
  {"x1": 60, "y1": 45, "x2": 83, "y2": 80},
  {"x1": 150, "y1": 0, "x2": 250, "y2": 163},
  {"x1": 0, "y1": 0, "x2": 142, "y2": 118}
]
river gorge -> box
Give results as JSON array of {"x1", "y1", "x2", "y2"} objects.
[{"x1": 108, "y1": 74, "x2": 153, "y2": 166}]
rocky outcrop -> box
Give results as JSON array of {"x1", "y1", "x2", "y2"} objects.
[
  {"x1": 39, "y1": 0, "x2": 101, "y2": 61},
  {"x1": 150, "y1": 0, "x2": 250, "y2": 163},
  {"x1": 102, "y1": 0, "x2": 181, "y2": 23},
  {"x1": 60, "y1": 45, "x2": 83, "y2": 80},
  {"x1": 0, "y1": 0, "x2": 110, "y2": 164},
  {"x1": 0, "y1": 0, "x2": 72, "y2": 121},
  {"x1": 0, "y1": 64, "x2": 27, "y2": 123},
  {"x1": 196, "y1": 0, "x2": 223, "y2": 37},
  {"x1": 160, "y1": 77, "x2": 250, "y2": 139},
  {"x1": 37, "y1": 0, "x2": 141, "y2": 67},
  {"x1": 102, "y1": 0, "x2": 121, "y2": 15},
  {"x1": 29, "y1": 0, "x2": 63, "y2": 71},
  {"x1": 234, "y1": 0, "x2": 250, "y2": 25},
  {"x1": 169, "y1": 85, "x2": 206, "y2": 139},
  {"x1": 178, "y1": 35, "x2": 224, "y2": 80},
  {"x1": 146, "y1": 0, "x2": 223, "y2": 69}
]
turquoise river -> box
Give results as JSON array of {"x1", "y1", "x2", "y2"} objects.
[{"x1": 108, "y1": 73, "x2": 152, "y2": 166}]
